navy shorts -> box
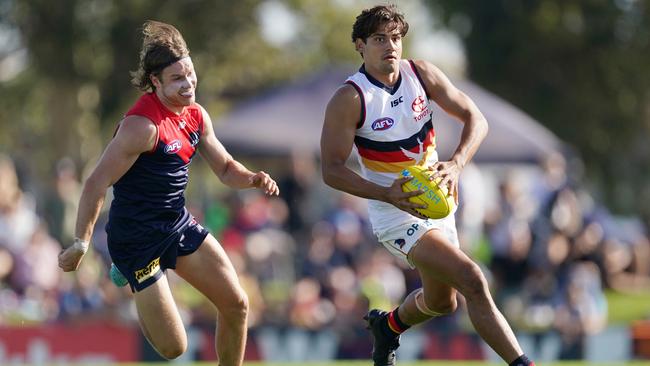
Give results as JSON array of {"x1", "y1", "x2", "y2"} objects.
[{"x1": 108, "y1": 219, "x2": 209, "y2": 292}]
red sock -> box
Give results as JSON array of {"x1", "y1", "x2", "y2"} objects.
[{"x1": 383, "y1": 307, "x2": 410, "y2": 336}]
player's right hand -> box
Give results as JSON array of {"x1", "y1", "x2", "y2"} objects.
[
  {"x1": 386, "y1": 176, "x2": 428, "y2": 219},
  {"x1": 58, "y1": 242, "x2": 88, "y2": 272},
  {"x1": 250, "y1": 170, "x2": 280, "y2": 196}
]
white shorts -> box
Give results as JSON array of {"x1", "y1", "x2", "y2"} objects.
[{"x1": 375, "y1": 214, "x2": 460, "y2": 268}]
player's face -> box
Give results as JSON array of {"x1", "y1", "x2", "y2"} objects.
[
  {"x1": 152, "y1": 57, "x2": 197, "y2": 113},
  {"x1": 358, "y1": 23, "x2": 403, "y2": 75}
]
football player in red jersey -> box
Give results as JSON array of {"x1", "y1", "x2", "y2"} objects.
[{"x1": 58, "y1": 21, "x2": 278, "y2": 365}]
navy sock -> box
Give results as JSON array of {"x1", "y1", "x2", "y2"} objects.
[{"x1": 509, "y1": 354, "x2": 534, "y2": 366}]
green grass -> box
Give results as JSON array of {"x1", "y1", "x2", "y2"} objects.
[
  {"x1": 116, "y1": 362, "x2": 648, "y2": 366},
  {"x1": 606, "y1": 289, "x2": 650, "y2": 324}
]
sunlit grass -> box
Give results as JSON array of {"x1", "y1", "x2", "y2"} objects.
[{"x1": 606, "y1": 289, "x2": 650, "y2": 324}]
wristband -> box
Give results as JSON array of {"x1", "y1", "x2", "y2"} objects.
[{"x1": 72, "y1": 238, "x2": 90, "y2": 254}]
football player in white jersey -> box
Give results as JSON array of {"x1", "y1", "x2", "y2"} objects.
[{"x1": 320, "y1": 5, "x2": 534, "y2": 366}]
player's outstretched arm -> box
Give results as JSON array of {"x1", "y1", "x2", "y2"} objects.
[
  {"x1": 320, "y1": 84, "x2": 426, "y2": 218},
  {"x1": 198, "y1": 106, "x2": 279, "y2": 195},
  {"x1": 411, "y1": 60, "x2": 488, "y2": 200},
  {"x1": 59, "y1": 116, "x2": 157, "y2": 272}
]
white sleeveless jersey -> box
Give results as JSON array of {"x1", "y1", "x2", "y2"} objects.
[{"x1": 346, "y1": 60, "x2": 442, "y2": 230}]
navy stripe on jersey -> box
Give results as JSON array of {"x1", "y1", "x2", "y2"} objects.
[
  {"x1": 354, "y1": 119, "x2": 433, "y2": 151},
  {"x1": 360, "y1": 64, "x2": 402, "y2": 95},
  {"x1": 408, "y1": 60, "x2": 430, "y2": 100},
  {"x1": 345, "y1": 80, "x2": 366, "y2": 129}
]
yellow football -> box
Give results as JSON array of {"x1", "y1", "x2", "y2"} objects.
[{"x1": 400, "y1": 165, "x2": 455, "y2": 219}]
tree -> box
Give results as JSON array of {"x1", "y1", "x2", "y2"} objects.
[
  {"x1": 427, "y1": 0, "x2": 650, "y2": 220},
  {"x1": 0, "y1": 0, "x2": 359, "y2": 192}
]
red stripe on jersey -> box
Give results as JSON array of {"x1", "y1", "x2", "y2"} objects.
[
  {"x1": 357, "y1": 146, "x2": 413, "y2": 162},
  {"x1": 356, "y1": 129, "x2": 435, "y2": 162}
]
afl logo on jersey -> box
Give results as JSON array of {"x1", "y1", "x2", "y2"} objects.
[
  {"x1": 371, "y1": 117, "x2": 395, "y2": 131},
  {"x1": 412, "y1": 96, "x2": 426, "y2": 113},
  {"x1": 164, "y1": 139, "x2": 183, "y2": 154}
]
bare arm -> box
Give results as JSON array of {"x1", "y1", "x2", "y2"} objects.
[
  {"x1": 198, "y1": 106, "x2": 279, "y2": 195},
  {"x1": 320, "y1": 84, "x2": 426, "y2": 218},
  {"x1": 413, "y1": 60, "x2": 488, "y2": 198},
  {"x1": 59, "y1": 116, "x2": 157, "y2": 271}
]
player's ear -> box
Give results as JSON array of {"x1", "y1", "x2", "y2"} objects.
[
  {"x1": 150, "y1": 73, "x2": 161, "y2": 89},
  {"x1": 355, "y1": 38, "x2": 365, "y2": 55}
]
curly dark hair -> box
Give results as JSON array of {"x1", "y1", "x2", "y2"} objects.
[
  {"x1": 351, "y1": 4, "x2": 409, "y2": 43},
  {"x1": 130, "y1": 20, "x2": 190, "y2": 92}
]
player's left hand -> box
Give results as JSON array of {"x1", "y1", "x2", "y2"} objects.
[
  {"x1": 250, "y1": 171, "x2": 280, "y2": 196},
  {"x1": 429, "y1": 160, "x2": 460, "y2": 204},
  {"x1": 58, "y1": 240, "x2": 89, "y2": 272}
]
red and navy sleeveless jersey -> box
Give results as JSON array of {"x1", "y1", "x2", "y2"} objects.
[{"x1": 107, "y1": 93, "x2": 204, "y2": 243}]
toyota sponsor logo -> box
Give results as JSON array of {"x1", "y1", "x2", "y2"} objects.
[
  {"x1": 164, "y1": 139, "x2": 182, "y2": 154},
  {"x1": 411, "y1": 96, "x2": 426, "y2": 113},
  {"x1": 371, "y1": 117, "x2": 395, "y2": 131}
]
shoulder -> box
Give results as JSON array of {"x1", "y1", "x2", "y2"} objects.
[
  {"x1": 188, "y1": 103, "x2": 214, "y2": 136},
  {"x1": 126, "y1": 93, "x2": 164, "y2": 122},
  {"x1": 409, "y1": 60, "x2": 444, "y2": 76},
  {"x1": 104, "y1": 115, "x2": 158, "y2": 154},
  {"x1": 192, "y1": 102, "x2": 208, "y2": 118},
  {"x1": 324, "y1": 83, "x2": 363, "y2": 128},
  {"x1": 193, "y1": 102, "x2": 212, "y2": 126},
  {"x1": 410, "y1": 59, "x2": 436, "y2": 72},
  {"x1": 186, "y1": 102, "x2": 207, "y2": 122},
  {"x1": 127, "y1": 93, "x2": 156, "y2": 112},
  {"x1": 329, "y1": 83, "x2": 362, "y2": 108},
  {"x1": 117, "y1": 116, "x2": 157, "y2": 150},
  {"x1": 410, "y1": 60, "x2": 445, "y2": 83},
  {"x1": 118, "y1": 115, "x2": 157, "y2": 138}
]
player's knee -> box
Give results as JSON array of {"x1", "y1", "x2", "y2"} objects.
[
  {"x1": 428, "y1": 296, "x2": 458, "y2": 315},
  {"x1": 458, "y1": 262, "x2": 488, "y2": 298},
  {"x1": 222, "y1": 289, "x2": 249, "y2": 321},
  {"x1": 157, "y1": 340, "x2": 187, "y2": 360},
  {"x1": 415, "y1": 289, "x2": 457, "y2": 316},
  {"x1": 236, "y1": 290, "x2": 249, "y2": 316}
]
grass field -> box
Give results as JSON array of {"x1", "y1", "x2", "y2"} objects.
[
  {"x1": 117, "y1": 362, "x2": 648, "y2": 366},
  {"x1": 606, "y1": 289, "x2": 650, "y2": 324}
]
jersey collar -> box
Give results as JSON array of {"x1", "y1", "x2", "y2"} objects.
[
  {"x1": 151, "y1": 92, "x2": 186, "y2": 117},
  {"x1": 359, "y1": 64, "x2": 402, "y2": 95}
]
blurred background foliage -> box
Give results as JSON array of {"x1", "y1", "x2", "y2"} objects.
[
  {"x1": 0, "y1": 0, "x2": 360, "y2": 184},
  {"x1": 427, "y1": 0, "x2": 650, "y2": 220},
  {"x1": 0, "y1": 0, "x2": 649, "y2": 222}
]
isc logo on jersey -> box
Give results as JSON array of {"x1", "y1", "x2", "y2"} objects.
[
  {"x1": 371, "y1": 117, "x2": 395, "y2": 131},
  {"x1": 165, "y1": 139, "x2": 182, "y2": 154}
]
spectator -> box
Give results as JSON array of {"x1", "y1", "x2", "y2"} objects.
[{"x1": 0, "y1": 155, "x2": 39, "y2": 255}]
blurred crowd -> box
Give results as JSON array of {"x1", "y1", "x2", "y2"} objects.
[{"x1": 1, "y1": 151, "x2": 649, "y2": 360}]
